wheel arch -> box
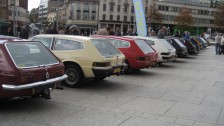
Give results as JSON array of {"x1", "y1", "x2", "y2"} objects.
[{"x1": 63, "y1": 61, "x2": 85, "y2": 79}]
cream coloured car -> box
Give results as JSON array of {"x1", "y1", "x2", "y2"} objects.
[{"x1": 31, "y1": 35, "x2": 127, "y2": 87}]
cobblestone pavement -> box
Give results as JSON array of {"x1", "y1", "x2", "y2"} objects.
[{"x1": 0, "y1": 46, "x2": 224, "y2": 126}]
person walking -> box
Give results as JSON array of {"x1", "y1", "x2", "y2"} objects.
[{"x1": 215, "y1": 33, "x2": 222, "y2": 55}]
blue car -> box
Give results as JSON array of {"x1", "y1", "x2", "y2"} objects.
[{"x1": 196, "y1": 37, "x2": 207, "y2": 48}]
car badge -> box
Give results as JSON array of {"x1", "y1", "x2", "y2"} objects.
[{"x1": 46, "y1": 71, "x2": 49, "y2": 79}]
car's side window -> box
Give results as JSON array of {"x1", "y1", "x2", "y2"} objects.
[
  {"x1": 109, "y1": 39, "x2": 130, "y2": 48},
  {"x1": 32, "y1": 37, "x2": 52, "y2": 49},
  {"x1": 54, "y1": 39, "x2": 84, "y2": 50},
  {"x1": 145, "y1": 40, "x2": 155, "y2": 45}
]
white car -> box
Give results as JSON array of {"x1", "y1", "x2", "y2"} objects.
[{"x1": 124, "y1": 36, "x2": 176, "y2": 65}]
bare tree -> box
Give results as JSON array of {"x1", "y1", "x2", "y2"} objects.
[
  {"x1": 214, "y1": 4, "x2": 224, "y2": 30},
  {"x1": 174, "y1": 6, "x2": 193, "y2": 31}
]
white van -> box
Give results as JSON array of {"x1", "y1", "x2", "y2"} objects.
[{"x1": 124, "y1": 36, "x2": 176, "y2": 64}]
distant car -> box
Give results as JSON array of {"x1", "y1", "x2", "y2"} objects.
[
  {"x1": 165, "y1": 37, "x2": 188, "y2": 57},
  {"x1": 191, "y1": 37, "x2": 203, "y2": 49},
  {"x1": 0, "y1": 39, "x2": 67, "y2": 100},
  {"x1": 190, "y1": 38, "x2": 201, "y2": 52},
  {"x1": 123, "y1": 36, "x2": 176, "y2": 65},
  {"x1": 178, "y1": 38, "x2": 198, "y2": 54},
  {"x1": 93, "y1": 35, "x2": 158, "y2": 70},
  {"x1": 196, "y1": 37, "x2": 207, "y2": 48},
  {"x1": 31, "y1": 35, "x2": 127, "y2": 87}
]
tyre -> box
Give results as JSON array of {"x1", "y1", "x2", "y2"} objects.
[{"x1": 64, "y1": 64, "x2": 82, "y2": 87}]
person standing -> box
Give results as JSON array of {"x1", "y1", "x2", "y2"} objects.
[
  {"x1": 221, "y1": 34, "x2": 224, "y2": 54},
  {"x1": 58, "y1": 27, "x2": 64, "y2": 34},
  {"x1": 215, "y1": 33, "x2": 222, "y2": 55},
  {"x1": 157, "y1": 26, "x2": 166, "y2": 39},
  {"x1": 115, "y1": 27, "x2": 121, "y2": 36},
  {"x1": 19, "y1": 26, "x2": 29, "y2": 39},
  {"x1": 4, "y1": 27, "x2": 14, "y2": 36}
]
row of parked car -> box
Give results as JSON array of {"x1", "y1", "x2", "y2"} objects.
[{"x1": 0, "y1": 34, "x2": 208, "y2": 100}]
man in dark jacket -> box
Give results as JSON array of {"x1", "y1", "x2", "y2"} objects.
[{"x1": 19, "y1": 26, "x2": 29, "y2": 39}]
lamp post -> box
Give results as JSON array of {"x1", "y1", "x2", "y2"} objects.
[
  {"x1": 13, "y1": 0, "x2": 16, "y2": 36},
  {"x1": 40, "y1": 5, "x2": 43, "y2": 33}
]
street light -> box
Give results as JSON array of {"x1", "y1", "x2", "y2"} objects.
[{"x1": 40, "y1": 5, "x2": 44, "y2": 33}]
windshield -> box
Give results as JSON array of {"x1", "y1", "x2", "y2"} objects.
[
  {"x1": 6, "y1": 42, "x2": 59, "y2": 68},
  {"x1": 160, "y1": 39, "x2": 175, "y2": 49},
  {"x1": 174, "y1": 39, "x2": 185, "y2": 47},
  {"x1": 91, "y1": 39, "x2": 121, "y2": 57},
  {"x1": 135, "y1": 40, "x2": 155, "y2": 53}
]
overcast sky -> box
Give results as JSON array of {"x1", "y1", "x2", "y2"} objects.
[{"x1": 28, "y1": 0, "x2": 40, "y2": 11}]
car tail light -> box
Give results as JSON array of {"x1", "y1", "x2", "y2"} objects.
[
  {"x1": 136, "y1": 56, "x2": 150, "y2": 61},
  {"x1": 92, "y1": 62, "x2": 111, "y2": 67},
  {"x1": 18, "y1": 72, "x2": 34, "y2": 84}
]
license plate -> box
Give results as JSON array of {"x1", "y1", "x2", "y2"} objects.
[{"x1": 113, "y1": 68, "x2": 121, "y2": 73}]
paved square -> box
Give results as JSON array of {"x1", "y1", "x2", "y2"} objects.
[{"x1": 1, "y1": 46, "x2": 224, "y2": 126}]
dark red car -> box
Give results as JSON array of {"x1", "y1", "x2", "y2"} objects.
[
  {"x1": 0, "y1": 39, "x2": 67, "y2": 100},
  {"x1": 92, "y1": 35, "x2": 158, "y2": 70}
]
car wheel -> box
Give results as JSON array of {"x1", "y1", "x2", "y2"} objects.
[{"x1": 64, "y1": 64, "x2": 82, "y2": 87}]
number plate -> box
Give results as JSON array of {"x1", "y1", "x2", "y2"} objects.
[{"x1": 113, "y1": 68, "x2": 121, "y2": 73}]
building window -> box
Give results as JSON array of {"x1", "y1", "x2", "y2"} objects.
[
  {"x1": 131, "y1": 16, "x2": 134, "y2": 22},
  {"x1": 117, "y1": 5, "x2": 120, "y2": 12},
  {"x1": 110, "y1": 15, "x2": 113, "y2": 20},
  {"x1": 145, "y1": 7, "x2": 148, "y2": 14},
  {"x1": 124, "y1": 15, "x2": 127, "y2": 22},
  {"x1": 77, "y1": 12, "x2": 81, "y2": 20},
  {"x1": 131, "y1": 6, "x2": 134, "y2": 13},
  {"x1": 110, "y1": 4, "x2": 114, "y2": 11},
  {"x1": 124, "y1": 5, "x2": 128, "y2": 13},
  {"x1": 91, "y1": 14, "x2": 96, "y2": 20},
  {"x1": 83, "y1": 13, "x2": 89, "y2": 20},
  {"x1": 117, "y1": 15, "x2": 120, "y2": 21},
  {"x1": 103, "y1": 4, "x2": 106, "y2": 11},
  {"x1": 103, "y1": 14, "x2": 106, "y2": 20}
]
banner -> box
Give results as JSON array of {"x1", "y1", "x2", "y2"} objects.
[{"x1": 132, "y1": 0, "x2": 147, "y2": 36}]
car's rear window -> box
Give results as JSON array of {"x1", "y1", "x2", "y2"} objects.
[
  {"x1": 174, "y1": 39, "x2": 185, "y2": 47},
  {"x1": 6, "y1": 42, "x2": 59, "y2": 68},
  {"x1": 91, "y1": 39, "x2": 121, "y2": 57},
  {"x1": 160, "y1": 39, "x2": 175, "y2": 49},
  {"x1": 135, "y1": 40, "x2": 155, "y2": 54}
]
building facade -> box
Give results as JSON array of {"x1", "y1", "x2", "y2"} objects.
[
  {"x1": 7, "y1": 0, "x2": 29, "y2": 26},
  {"x1": 65, "y1": 0, "x2": 99, "y2": 35}
]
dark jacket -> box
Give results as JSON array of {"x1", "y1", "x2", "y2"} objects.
[{"x1": 20, "y1": 29, "x2": 29, "y2": 39}]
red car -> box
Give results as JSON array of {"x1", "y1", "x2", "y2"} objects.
[
  {"x1": 0, "y1": 39, "x2": 67, "y2": 100},
  {"x1": 92, "y1": 35, "x2": 158, "y2": 70}
]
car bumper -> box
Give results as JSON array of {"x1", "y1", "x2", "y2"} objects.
[
  {"x1": 162, "y1": 55, "x2": 177, "y2": 61},
  {"x1": 92, "y1": 64, "x2": 128, "y2": 77},
  {"x1": 2, "y1": 74, "x2": 68, "y2": 91}
]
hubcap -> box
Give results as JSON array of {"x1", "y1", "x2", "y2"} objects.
[{"x1": 66, "y1": 68, "x2": 78, "y2": 85}]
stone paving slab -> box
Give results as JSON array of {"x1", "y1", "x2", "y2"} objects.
[
  {"x1": 165, "y1": 103, "x2": 221, "y2": 124},
  {"x1": 118, "y1": 97, "x2": 175, "y2": 115}
]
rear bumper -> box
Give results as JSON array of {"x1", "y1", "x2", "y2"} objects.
[
  {"x1": 2, "y1": 74, "x2": 68, "y2": 91},
  {"x1": 92, "y1": 64, "x2": 128, "y2": 77}
]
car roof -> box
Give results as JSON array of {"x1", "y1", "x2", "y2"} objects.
[
  {"x1": 34, "y1": 34, "x2": 91, "y2": 41},
  {"x1": 92, "y1": 35, "x2": 135, "y2": 41},
  {"x1": 124, "y1": 36, "x2": 162, "y2": 41}
]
